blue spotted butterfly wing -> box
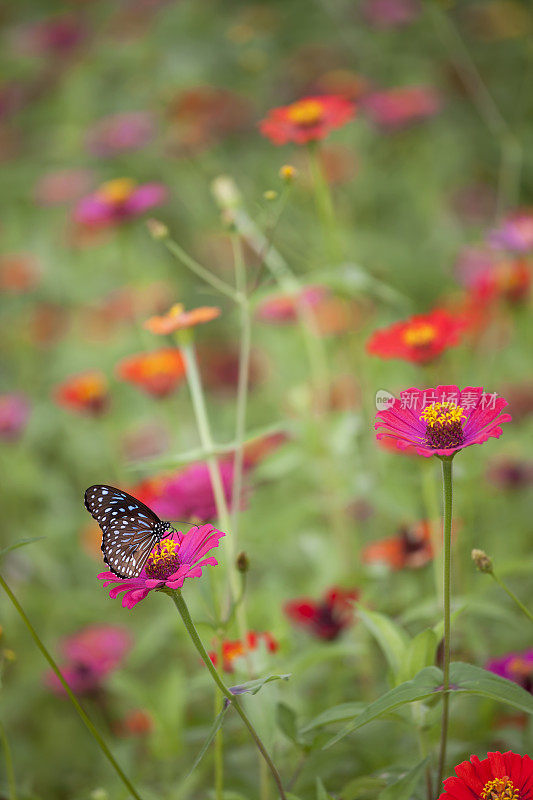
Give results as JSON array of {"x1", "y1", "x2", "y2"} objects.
[{"x1": 84, "y1": 485, "x2": 171, "y2": 579}]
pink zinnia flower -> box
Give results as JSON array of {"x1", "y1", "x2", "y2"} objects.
[
  {"x1": 74, "y1": 178, "x2": 168, "y2": 229},
  {"x1": 489, "y1": 209, "x2": 533, "y2": 253},
  {"x1": 363, "y1": 86, "x2": 441, "y2": 131},
  {"x1": 375, "y1": 385, "x2": 511, "y2": 458},
  {"x1": 86, "y1": 111, "x2": 156, "y2": 157},
  {"x1": 98, "y1": 525, "x2": 224, "y2": 609},
  {"x1": 0, "y1": 393, "x2": 31, "y2": 441},
  {"x1": 45, "y1": 624, "x2": 132, "y2": 695}
]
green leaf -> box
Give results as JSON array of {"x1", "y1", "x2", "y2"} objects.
[
  {"x1": 449, "y1": 662, "x2": 533, "y2": 714},
  {"x1": 0, "y1": 537, "x2": 45, "y2": 559},
  {"x1": 301, "y1": 702, "x2": 365, "y2": 734},
  {"x1": 358, "y1": 607, "x2": 410, "y2": 676},
  {"x1": 277, "y1": 702, "x2": 298, "y2": 743},
  {"x1": 316, "y1": 778, "x2": 331, "y2": 800},
  {"x1": 341, "y1": 776, "x2": 388, "y2": 800},
  {"x1": 396, "y1": 629, "x2": 438, "y2": 685},
  {"x1": 324, "y1": 667, "x2": 443, "y2": 749},
  {"x1": 185, "y1": 704, "x2": 229, "y2": 779},
  {"x1": 379, "y1": 758, "x2": 429, "y2": 800},
  {"x1": 229, "y1": 673, "x2": 291, "y2": 696}
]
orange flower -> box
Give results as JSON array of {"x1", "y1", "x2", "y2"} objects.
[
  {"x1": 116, "y1": 348, "x2": 186, "y2": 397},
  {"x1": 54, "y1": 371, "x2": 109, "y2": 416},
  {"x1": 144, "y1": 303, "x2": 221, "y2": 335},
  {"x1": 209, "y1": 631, "x2": 279, "y2": 672},
  {"x1": 0, "y1": 253, "x2": 40, "y2": 293},
  {"x1": 362, "y1": 521, "x2": 434, "y2": 571}
]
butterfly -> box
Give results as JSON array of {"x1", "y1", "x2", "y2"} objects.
[{"x1": 84, "y1": 484, "x2": 176, "y2": 579}]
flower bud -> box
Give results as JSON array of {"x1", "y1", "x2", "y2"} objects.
[
  {"x1": 263, "y1": 190, "x2": 278, "y2": 201},
  {"x1": 279, "y1": 164, "x2": 297, "y2": 182},
  {"x1": 236, "y1": 551, "x2": 249, "y2": 573},
  {"x1": 471, "y1": 548, "x2": 493, "y2": 574},
  {"x1": 146, "y1": 218, "x2": 168, "y2": 240}
]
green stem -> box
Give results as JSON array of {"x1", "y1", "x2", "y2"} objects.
[
  {"x1": 490, "y1": 572, "x2": 533, "y2": 624},
  {"x1": 0, "y1": 574, "x2": 142, "y2": 800},
  {"x1": 307, "y1": 142, "x2": 341, "y2": 263},
  {"x1": 180, "y1": 340, "x2": 241, "y2": 615},
  {"x1": 420, "y1": 460, "x2": 442, "y2": 605},
  {"x1": 164, "y1": 239, "x2": 240, "y2": 303},
  {"x1": 436, "y1": 457, "x2": 453, "y2": 794},
  {"x1": 170, "y1": 590, "x2": 287, "y2": 800},
  {"x1": 0, "y1": 717, "x2": 17, "y2": 800},
  {"x1": 214, "y1": 637, "x2": 224, "y2": 800}
]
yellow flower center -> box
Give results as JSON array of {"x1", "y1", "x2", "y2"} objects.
[
  {"x1": 98, "y1": 178, "x2": 136, "y2": 204},
  {"x1": 419, "y1": 402, "x2": 466, "y2": 449},
  {"x1": 145, "y1": 539, "x2": 181, "y2": 580},
  {"x1": 287, "y1": 99, "x2": 325, "y2": 126},
  {"x1": 420, "y1": 401, "x2": 466, "y2": 427},
  {"x1": 403, "y1": 323, "x2": 437, "y2": 347},
  {"x1": 481, "y1": 777, "x2": 520, "y2": 800},
  {"x1": 141, "y1": 351, "x2": 180, "y2": 377},
  {"x1": 77, "y1": 375, "x2": 106, "y2": 401}
]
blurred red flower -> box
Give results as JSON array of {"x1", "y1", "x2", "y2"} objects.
[
  {"x1": 33, "y1": 168, "x2": 94, "y2": 206},
  {"x1": 486, "y1": 457, "x2": 533, "y2": 490},
  {"x1": 362, "y1": 521, "x2": 434, "y2": 571},
  {"x1": 285, "y1": 587, "x2": 358, "y2": 641},
  {"x1": 54, "y1": 371, "x2": 109, "y2": 416},
  {"x1": 256, "y1": 285, "x2": 327, "y2": 323},
  {"x1": 167, "y1": 86, "x2": 252, "y2": 154},
  {"x1": 45, "y1": 625, "x2": 132, "y2": 696},
  {"x1": 114, "y1": 709, "x2": 154, "y2": 737},
  {"x1": 455, "y1": 247, "x2": 531, "y2": 305},
  {"x1": 144, "y1": 303, "x2": 220, "y2": 335},
  {"x1": 209, "y1": 631, "x2": 279, "y2": 672},
  {"x1": 116, "y1": 348, "x2": 186, "y2": 397},
  {"x1": 366, "y1": 309, "x2": 467, "y2": 364},
  {"x1": 259, "y1": 95, "x2": 356, "y2": 145},
  {"x1": 198, "y1": 342, "x2": 266, "y2": 394},
  {"x1": 438, "y1": 751, "x2": 533, "y2": 800}
]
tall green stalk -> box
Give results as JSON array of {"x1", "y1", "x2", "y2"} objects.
[
  {"x1": 0, "y1": 574, "x2": 143, "y2": 800},
  {"x1": 170, "y1": 589, "x2": 287, "y2": 800},
  {"x1": 436, "y1": 456, "x2": 453, "y2": 793},
  {"x1": 0, "y1": 717, "x2": 17, "y2": 800}
]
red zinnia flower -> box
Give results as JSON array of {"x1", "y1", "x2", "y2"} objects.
[
  {"x1": 366, "y1": 309, "x2": 467, "y2": 364},
  {"x1": 284, "y1": 587, "x2": 358, "y2": 641},
  {"x1": 362, "y1": 521, "x2": 433, "y2": 570},
  {"x1": 209, "y1": 631, "x2": 279, "y2": 673},
  {"x1": 256, "y1": 285, "x2": 327, "y2": 324},
  {"x1": 116, "y1": 348, "x2": 186, "y2": 397},
  {"x1": 439, "y1": 751, "x2": 533, "y2": 799},
  {"x1": 54, "y1": 371, "x2": 109, "y2": 416},
  {"x1": 259, "y1": 95, "x2": 356, "y2": 145}
]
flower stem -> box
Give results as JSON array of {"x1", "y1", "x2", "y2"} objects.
[
  {"x1": 214, "y1": 637, "x2": 224, "y2": 800},
  {"x1": 170, "y1": 590, "x2": 287, "y2": 800},
  {"x1": 179, "y1": 340, "x2": 240, "y2": 609},
  {"x1": 436, "y1": 457, "x2": 453, "y2": 793},
  {"x1": 0, "y1": 717, "x2": 17, "y2": 800},
  {"x1": 164, "y1": 238, "x2": 241, "y2": 303},
  {"x1": 0, "y1": 574, "x2": 143, "y2": 800},
  {"x1": 307, "y1": 142, "x2": 341, "y2": 263},
  {"x1": 490, "y1": 571, "x2": 533, "y2": 624}
]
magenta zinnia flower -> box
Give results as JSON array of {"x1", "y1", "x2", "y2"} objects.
[
  {"x1": 45, "y1": 624, "x2": 132, "y2": 695},
  {"x1": 98, "y1": 525, "x2": 224, "y2": 609},
  {"x1": 375, "y1": 385, "x2": 511, "y2": 457},
  {"x1": 74, "y1": 178, "x2": 167, "y2": 229},
  {"x1": 0, "y1": 393, "x2": 31, "y2": 441},
  {"x1": 489, "y1": 209, "x2": 533, "y2": 253},
  {"x1": 486, "y1": 650, "x2": 533, "y2": 694}
]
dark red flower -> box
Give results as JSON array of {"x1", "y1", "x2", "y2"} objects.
[
  {"x1": 362, "y1": 521, "x2": 434, "y2": 570},
  {"x1": 259, "y1": 95, "x2": 356, "y2": 145},
  {"x1": 285, "y1": 587, "x2": 358, "y2": 641},
  {"x1": 366, "y1": 309, "x2": 467, "y2": 364},
  {"x1": 439, "y1": 751, "x2": 533, "y2": 799},
  {"x1": 54, "y1": 371, "x2": 109, "y2": 416}
]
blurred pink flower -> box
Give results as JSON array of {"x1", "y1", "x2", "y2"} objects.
[
  {"x1": 135, "y1": 460, "x2": 239, "y2": 523},
  {"x1": 0, "y1": 393, "x2": 31, "y2": 441},
  {"x1": 486, "y1": 650, "x2": 533, "y2": 693},
  {"x1": 14, "y1": 15, "x2": 85, "y2": 58},
  {"x1": 33, "y1": 168, "x2": 94, "y2": 206},
  {"x1": 86, "y1": 111, "x2": 156, "y2": 157},
  {"x1": 489, "y1": 209, "x2": 533, "y2": 253},
  {"x1": 455, "y1": 246, "x2": 531, "y2": 304},
  {"x1": 256, "y1": 286, "x2": 327, "y2": 324},
  {"x1": 362, "y1": 0, "x2": 421, "y2": 28},
  {"x1": 486, "y1": 457, "x2": 533, "y2": 490},
  {"x1": 45, "y1": 625, "x2": 132, "y2": 695},
  {"x1": 363, "y1": 86, "x2": 441, "y2": 131},
  {"x1": 74, "y1": 178, "x2": 168, "y2": 229},
  {"x1": 98, "y1": 525, "x2": 224, "y2": 609}
]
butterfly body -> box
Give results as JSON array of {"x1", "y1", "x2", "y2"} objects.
[{"x1": 84, "y1": 484, "x2": 174, "y2": 579}]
